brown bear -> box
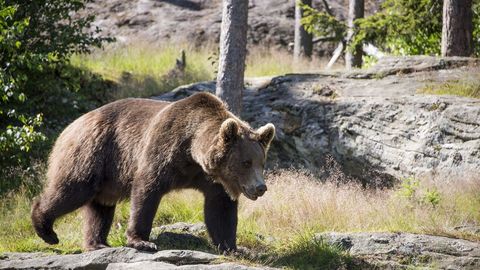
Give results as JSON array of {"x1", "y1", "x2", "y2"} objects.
[{"x1": 31, "y1": 92, "x2": 275, "y2": 252}]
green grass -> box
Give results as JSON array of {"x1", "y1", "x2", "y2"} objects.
[
  {"x1": 70, "y1": 45, "x2": 214, "y2": 100},
  {"x1": 2, "y1": 170, "x2": 478, "y2": 269},
  {"x1": 271, "y1": 232, "x2": 353, "y2": 269},
  {"x1": 419, "y1": 77, "x2": 480, "y2": 99},
  {"x1": 70, "y1": 44, "x2": 327, "y2": 101}
]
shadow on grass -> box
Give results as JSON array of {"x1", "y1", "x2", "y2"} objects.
[
  {"x1": 269, "y1": 239, "x2": 357, "y2": 270},
  {"x1": 151, "y1": 232, "x2": 215, "y2": 253}
]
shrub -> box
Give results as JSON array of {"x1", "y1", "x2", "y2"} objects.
[
  {"x1": 301, "y1": 0, "x2": 480, "y2": 58},
  {"x1": 0, "y1": 0, "x2": 111, "y2": 195},
  {"x1": 352, "y1": 0, "x2": 443, "y2": 56}
]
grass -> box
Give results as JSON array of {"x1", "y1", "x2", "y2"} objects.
[
  {"x1": 1, "y1": 170, "x2": 479, "y2": 269},
  {"x1": 244, "y1": 47, "x2": 326, "y2": 77},
  {"x1": 418, "y1": 75, "x2": 480, "y2": 99},
  {"x1": 70, "y1": 44, "x2": 213, "y2": 100},
  {"x1": 70, "y1": 44, "x2": 327, "y2": 100}
]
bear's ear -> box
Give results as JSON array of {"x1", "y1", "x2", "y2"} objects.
[
  {"x1": 220, "y1": 118, "x2": 239, "y2": 144},
  {"x1": 257, "y1": 123, "x2": 275, "y2": 149}
]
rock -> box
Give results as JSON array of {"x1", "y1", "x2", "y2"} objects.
[
  {"x1": 455, "y1": 225, "x2": 480, "y2": 235},
  {"x1": 175, "y1": 263, "x2": 268, "y2": 269},
  {"x1": 107, "y1": 262, "x2": 266, "y2": 270},
  {"x1": 316, "y1": 232, "x2": 480, "y2": 269},
  {"x1": 0, "y1": 247, "x2": 150, "y2": 270},
  {"x1": 153, "y1": 56, "x2": 480, "y2": 185},
  {"x1": 77, "y1": 0, "x2": 380, "y2": 54},
  {"x1": 155, "y1": 222, "x2": 207, "y2": 234},
  {"x1": 0, "y1": 247, "x2": 266, "y2": 270},
  {"x1": 150, "y1": 224, "x2": 212, "y2": 251},
  {"x1": 142, "y1": 250, "x2": 219, "y2": 264},
  {"x1": 107, "y1": 261, "x2": 176, "y2": 270}
]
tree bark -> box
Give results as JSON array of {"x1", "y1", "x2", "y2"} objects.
[
  {"x1": 441, "y1": 0, "x2": 473, "y2": 57},
  {"x1": 216, "y1": 0, "x2": 248, "y2": 116},
  {"x1": 294, "y1": 0, "x2": 313, "y2": 61},
  {"x1": 345, "y1": 0, "x2": 364, "y2": 69}
]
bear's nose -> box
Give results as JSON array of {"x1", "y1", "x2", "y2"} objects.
[{"x1": 255, "y1": 184, "x2": 267, "y2": 196}]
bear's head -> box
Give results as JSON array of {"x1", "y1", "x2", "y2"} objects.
[{"x1": 204, "y1": 118, "x2": 275, "y2": 201}]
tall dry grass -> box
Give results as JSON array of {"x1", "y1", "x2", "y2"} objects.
[
  {"x1": 1, "y1": 169, "x2": 478, "y2": 253},
  {"x1": 238, "y1": 170, "x2": 480, "y2": 244},
  {"x1": 418, "y1": 68, "x2": 480, "y2": 99},
  {"x1": 70, "y1": 43, "x2": 335, "y2": 101}
]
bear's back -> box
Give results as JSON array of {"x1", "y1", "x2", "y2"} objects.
[{"x1": 47, "y1": 98, "x2": 171, "y2": 197}]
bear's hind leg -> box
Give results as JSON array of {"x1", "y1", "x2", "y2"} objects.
[
  {"x1": 202, "y1": 183, "x2": 238, "y2": 253},
  {"x1": 31, "y1": 197, "x2": 59, "y2": 245},
  {"x1": 83, "y1": 200, "x2": 116, "y2": 251},
  {"x1": 31, "y1": 182, "x2": 97, "y2": 246}
]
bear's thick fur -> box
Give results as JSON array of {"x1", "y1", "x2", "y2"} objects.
[{"x1": 31, "y1": 92, "x2": 275, "y2": 252}]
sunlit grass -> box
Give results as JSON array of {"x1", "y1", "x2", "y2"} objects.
[
  {"x1": 245, "y1": 47, "x2": 326, "y2": 77},
  {"x1": 70, "y1": 44, "x2": 330, "y2": 101},
  {"x1": 1, "y1": 170, "x2": 478, "y2": 267},
  {"x1": 70, "y1": 44, "x2": 214, "y2": 100},
  {"x1": 418, "y1": 73, "x2": 480, "y2": 99}
]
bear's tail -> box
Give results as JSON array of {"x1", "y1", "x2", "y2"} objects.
[{"x1": 31, "y1": 197, "x2": 59, "y2": 245}]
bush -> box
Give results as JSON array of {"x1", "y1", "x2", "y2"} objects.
[
  {"x1": 353, "y1": 0, "x2": 443, "y2": 56},
  {"x1": 301, "y1": 0, "x2": 480, "y2": 57},
  {"x1": 0, "y1": 0, "x2": 111, "y2": 195}
]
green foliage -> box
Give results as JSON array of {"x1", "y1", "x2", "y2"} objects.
[
  {"x1": 353, "y1": 0, "x2": 443, "y2": 56},
  {"x1": 301, "y1": 0, "x2": 480, "y2": 57},
  {"x1": 0, "y1": 0, "x2": 111, "y2": 195},
  {"x1": 398, "y1": 176, "x2": 421, "y2": 199},
  {"x1": 0, "y1": 2, "x2": 46, "y2": 181},
  {"x1": 300, "y1": 2, "x2": 346, "y2": 43},
  {"x1": 423, "y1": 189, "x2": 441, "y2": 208},
  {"x1": 397, "y1": 177, "x2": 442, "y2": 208},
  {"x1": 7, "y1": 0, "x2": 111, "y2": 57}
]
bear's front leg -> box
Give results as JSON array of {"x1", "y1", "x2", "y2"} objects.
[
  {"x1": 127, "y1": 183, "x2": 162, "y2": 251},
  {"x1": 203, "y1": 183, "x2": 238, "y2": 253}
]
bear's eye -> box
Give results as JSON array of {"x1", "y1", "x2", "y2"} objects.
[{"x1": 242, "y1": 160, "x2": 252, "y2": 168}]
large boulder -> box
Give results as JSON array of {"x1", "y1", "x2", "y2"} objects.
[
  {"x1": 79, "y1": 0, "x2": 381, "y2": 54},
  {"x1": 0, "y1": 247, "x2": 268, "y2": 270},
  {"x1": 154, "y1": 56, "x2": 480, "y2": 185},
  {"x1": 317, "y1": 232, "x2": 480, "y2": 269}
]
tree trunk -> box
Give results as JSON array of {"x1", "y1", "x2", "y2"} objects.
[
  {"x1": 441, "y1": 0, "x2": 473, "y2": 57},
  {"x1": 216, "y1": 0, "x2": 248, "y2": 116},
  {"x1": 294, "y1": 0, "x2": 313, "y2": 61},
  {"x1": 345, "y1": 0, "x2": 364, "y2": 69}
]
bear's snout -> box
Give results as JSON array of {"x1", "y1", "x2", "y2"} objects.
[
  {"x1": 255, "y1": 183, "x2": 267, "y2": 197},
  {"x1": 242, "y1": 181, "x2": 267, "y2": 200}
]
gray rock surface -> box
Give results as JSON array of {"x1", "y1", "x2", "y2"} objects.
[
  {"x1": 79, "y1": 0, "x2": 380, "y2": 54},
  {"x1": 107, "y1": 261, "x2": 176, "y2": 270},
  {"x1": 144, "y1": 250, "x2": 218, "y2": 264},
  {"x1": 0, "y1": 247, "x2": 267, "y2": 270},
  {"x1": 317, "y1": 232, "x2": 480, "y2": 270},
  {"x1": 154, "y1": 56, "x2": 480, "y2": 185},
  {"x1": 150, "y1": 223, "x2": 211, "y2": 251},
  {"x1": 107, "y1": 262, "x2": 265, "y2": 270},
  {"x1": 154, "y1": 222, "x2": 207, "y2": 234},
  {"x1": 0, "y1": 247, "x2": 148, "y2": 270}
]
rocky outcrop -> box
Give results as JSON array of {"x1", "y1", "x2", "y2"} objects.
[
  {"x1": 317, "y1": 232, "x2": 480, "y2": 269},
  {"x1": 0, "y1": 247, "x2": 265, "y2": 270},
  {"x1": 154, "y1": 56, "x2": 480, "y2": 185},
  {"x1": 80, "y1": 0, "x2": 380, "y2": 53}
]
